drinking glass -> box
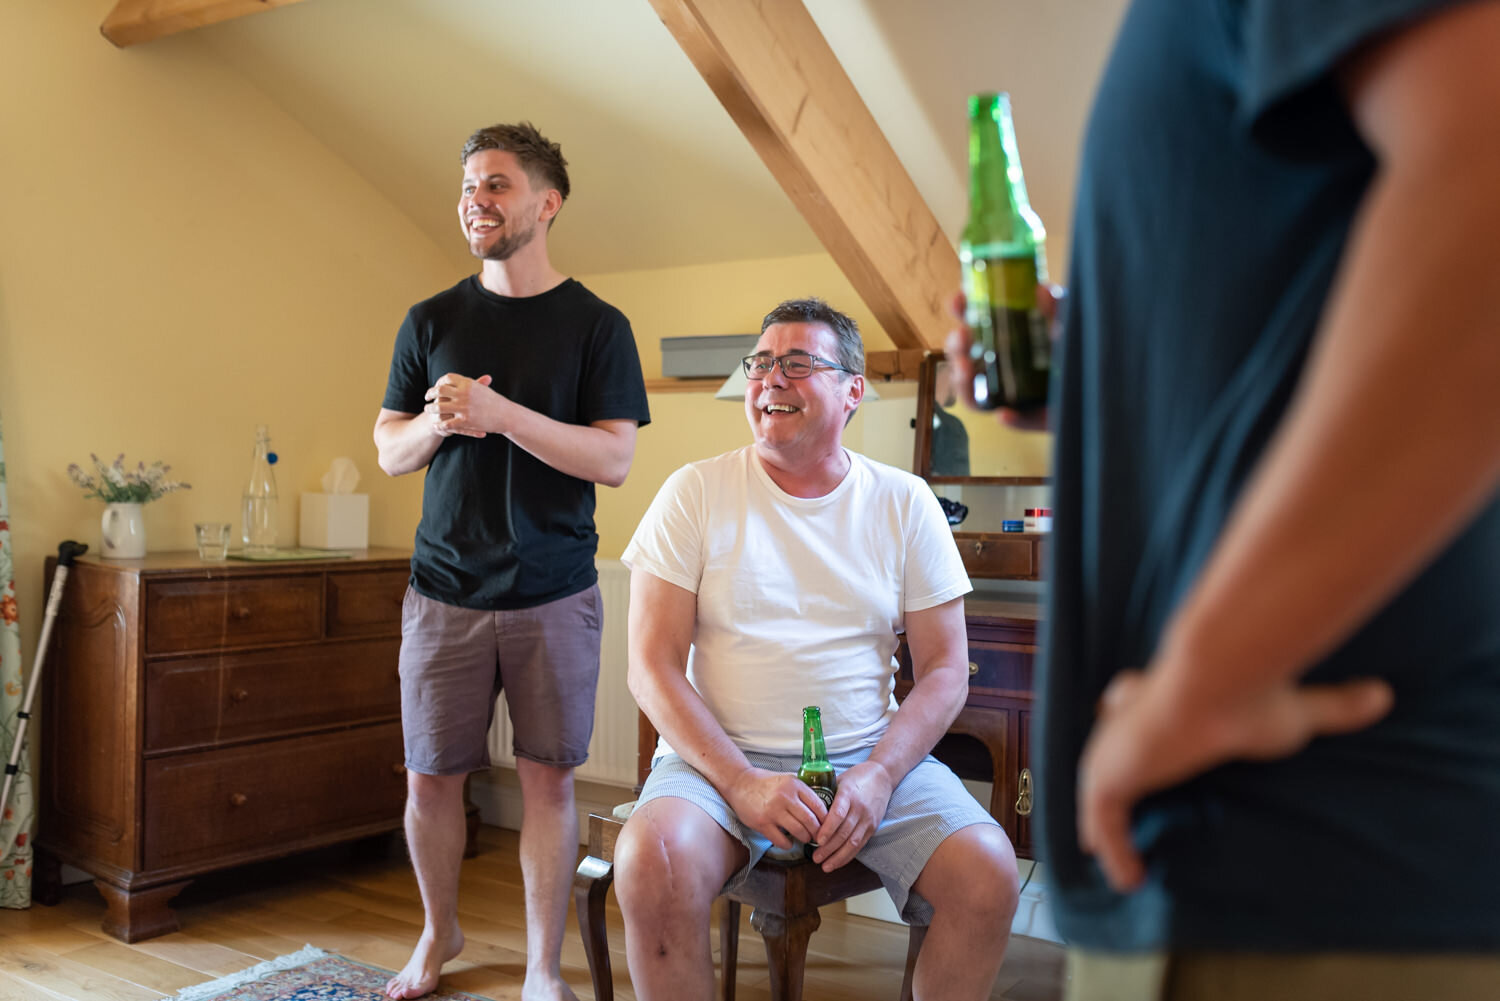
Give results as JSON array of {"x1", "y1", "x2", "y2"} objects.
[{"x1": 195, "y1": 522, "x2": 231, "y2": 560}]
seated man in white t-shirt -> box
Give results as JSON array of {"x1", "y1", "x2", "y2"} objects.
[{"x1": 615, "y1": 297, "x2": 1020, "y2": 1001}]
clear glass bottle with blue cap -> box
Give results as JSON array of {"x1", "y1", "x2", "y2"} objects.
[{"x1": 242, "y1": 424, "x2": 278, "y2": 554}]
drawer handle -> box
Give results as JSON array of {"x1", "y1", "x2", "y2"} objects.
[
  {"x1": 233, "y1": 606, "x2": 253, "y2": 620},
  {"x1": 1015, "y1": 768, "x2": 1033, "y2": 817},
  {"x1": 968, "y1": 661, "x2": 979, "y2": 676},
  {"x1": 229, "y1": 792, "x2": 248, "y2": 808},
  {"x1": 230, "y1": 688, "x2": 250, "y2": 703},
  {"x1": 972, "y1": 541, "x2": 984, "y2": 555}
]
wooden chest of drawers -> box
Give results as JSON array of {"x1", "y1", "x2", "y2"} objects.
[{"x1": 37, "y1": 549, "x2": 412, "y2": 941}]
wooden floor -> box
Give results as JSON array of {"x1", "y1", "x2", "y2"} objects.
[{"x1": 0, "y1": 826, "x2": 1064, "y2": 1001}]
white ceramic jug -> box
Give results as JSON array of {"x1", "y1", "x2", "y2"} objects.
[{"x1": 101, "y1": 502, "x2": 146, "y2": 558}]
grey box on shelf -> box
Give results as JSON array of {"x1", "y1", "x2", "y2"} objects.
[{"x1": 660, "y1": 334, "x2": 759, "y2": 378}]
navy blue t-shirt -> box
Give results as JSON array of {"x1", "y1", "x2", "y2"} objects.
[
  {"x1": 1041, "y1": 0, "x2": 1500, "y2": 950},
  {"x1": 382, "y1": 276, "x2": 650, "y2": 610}
]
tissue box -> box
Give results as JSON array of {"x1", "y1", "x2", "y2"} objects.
[{"x1": 299, "y1": 493, "x2": 369, "y2": 549}]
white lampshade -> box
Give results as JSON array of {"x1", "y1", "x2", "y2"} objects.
[{"x1": 714, "y1": 365, "x2": 750, "y2": 400}]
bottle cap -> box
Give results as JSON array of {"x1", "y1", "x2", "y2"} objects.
[{"x1": 1024, "y1": 508, "x2": 1037, "y2": 516}]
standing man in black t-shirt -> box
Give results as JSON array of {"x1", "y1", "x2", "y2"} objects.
[{"x1": 374, "y1": 122, "x2": 650, "y2": 1001}]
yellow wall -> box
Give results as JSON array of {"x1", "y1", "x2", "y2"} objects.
[
  {"x1": 0, "y1": 3, "x2": 451, "y2": 651},
  {"x1": 0, "y1": 6, "x2": 909, "y2": 656}
]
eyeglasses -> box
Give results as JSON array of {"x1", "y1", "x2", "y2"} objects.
[{"x1": 741, "y1": 352, "x2": 857, "y2": 380}]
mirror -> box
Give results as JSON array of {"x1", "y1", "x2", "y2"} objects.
[
  {"x1": 913, "y1": 354, "x2": 1052, "y2": 578},
  {"x1": 913, "y1": 356, "x2": 1052, "y2": 483}
]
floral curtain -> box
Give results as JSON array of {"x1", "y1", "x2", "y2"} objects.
[{"x1": 0, "y1": 413, "x2": 33, "y2": 907}]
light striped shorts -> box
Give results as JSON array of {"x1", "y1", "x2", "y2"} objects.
[{"x1": 640, "y1": 745, "x2": 999, "y2": 924}]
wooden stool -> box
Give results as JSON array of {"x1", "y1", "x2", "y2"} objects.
[{"x1": 573, "y1": 812, "x2": 925, "y2": 1001}]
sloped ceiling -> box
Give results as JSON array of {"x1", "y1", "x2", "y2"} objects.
[{"x1": 189, "y1": 0, "x2": 1126, "y2": 278}]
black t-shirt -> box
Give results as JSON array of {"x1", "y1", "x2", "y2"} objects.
[
  {"x1": 1042, "y1": 0, "x2": 1500, "y2": 951},
  {"x1": 382, "y1": 276, "x2": 650, "y2": 609}
]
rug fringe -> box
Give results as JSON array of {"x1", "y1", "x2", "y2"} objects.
[{"x1": 175, "y1": 945, "x2": 328, "y2": 1001}]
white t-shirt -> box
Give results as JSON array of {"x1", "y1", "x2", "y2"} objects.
[{"x1": 622, "y1": 446, "x2": 971, "y2": 756}]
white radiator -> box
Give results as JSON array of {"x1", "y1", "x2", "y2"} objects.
[{"x1": 486, "y1": 559, "x2": 638, "y2": 788}]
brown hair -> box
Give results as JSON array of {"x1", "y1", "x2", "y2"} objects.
[
  {"x1": 760, "y1": 297, "x2": 865, "y2": 377},
  {"x1": 460, "y1": 122, "x2": 571, "y2": 205}
]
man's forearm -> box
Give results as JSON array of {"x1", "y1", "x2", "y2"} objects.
[
  {"x1": 629, "y1": 663, "x2": 755, "y2": 794},
  {"x1": 374, "y1": 413, "x2": 442, "y2": 477},
  {"x1": 870, "y1": 600, "x2": 971, "y2": 786},
  {"x1": 867, "y1": 665, "x2": 968, "y2": 788},
  {"x1": 502, "y1": 407, "x2": 635, "y2": 487},
  {"x1": 626, "y1": 573, "x2": 760, "y2": 793}
]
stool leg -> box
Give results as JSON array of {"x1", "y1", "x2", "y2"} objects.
[
  {"x1": 573, "y1": 856, "x2": 615, "y2": 1001},
  {"x1": 720, "y1": 898, "x2": 741, "y2": 1001},
  {"x1": 899, "y1": 923, "x2": 928, "y2": 1001},
  {"x1": 751, "y1": 907, "x2": 820, "y2": 1001}
]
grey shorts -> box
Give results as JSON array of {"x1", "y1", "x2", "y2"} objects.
[
  {"x1": 397, "y1": 584, "x2": 602, "y2": 775},
  {"x1": 639, "y1": 745, "x2": 1000, "y2": 924}
]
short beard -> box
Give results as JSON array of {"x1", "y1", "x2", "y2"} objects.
[{"x1": 472, "y1": 218, "x2": 538, "y2": 261}]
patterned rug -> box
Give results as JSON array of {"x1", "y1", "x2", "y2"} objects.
[{"x1": 175, "y1": 946, "x2": 496, "y2": 1001}]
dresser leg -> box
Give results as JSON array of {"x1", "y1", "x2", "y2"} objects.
[{"x1": 95, "y1": 878, "x2": 190, "y2": 942}]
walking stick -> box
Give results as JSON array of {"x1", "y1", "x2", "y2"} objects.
[{"x1": 1, "y1": 540, "x2": 88, "y2": 823}]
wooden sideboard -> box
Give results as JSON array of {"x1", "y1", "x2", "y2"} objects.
[
  {"x1": 36, "y1": 548, "x2": 414, "y2": 941},
  {"x1": 633, "y1": 594, "x2": 1039, "y2": 858}
]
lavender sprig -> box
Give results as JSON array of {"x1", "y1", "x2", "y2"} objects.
[{"x1": 67, "y1": 453, "x2": 191, "y2": 503}]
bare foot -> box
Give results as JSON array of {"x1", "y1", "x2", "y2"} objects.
[
  {"x1": 520, "y1": 970, "x2": 579, "y2": 1001},
  {"x1": 385, "y1": 925, "x2": 465, "y2": 1000}
]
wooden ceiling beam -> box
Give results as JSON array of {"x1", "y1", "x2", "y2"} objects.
[
  {"x1": 101, "y1": 0, "x2": 309, "y2": 48},
  {"x1": 648, "y1": 0, "x2": 956, "y2": 351}
]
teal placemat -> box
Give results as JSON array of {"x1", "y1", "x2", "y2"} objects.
[{"x1": 226, "y1": 548, "x2": 353, "y2": 561}]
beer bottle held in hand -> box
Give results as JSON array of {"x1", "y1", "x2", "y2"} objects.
[
  {"x1": 961, "y1": 92, "x2": 1050, "y2": 411},
  {"x1": 798, "y1": 705, "x2": 837, "y2": 857}
]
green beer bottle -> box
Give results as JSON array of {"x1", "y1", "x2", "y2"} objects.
[
  {"x1": 960, "y1": 92, "x2": 1050, "y2": 411},
  {"x1": 797, "y1": 705, "x2": 837, "y2": 857}
]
